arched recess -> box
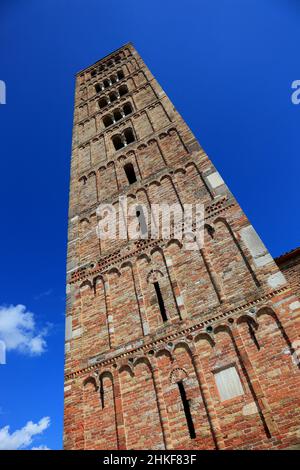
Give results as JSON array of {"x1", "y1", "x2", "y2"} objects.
[
  {"x1": 108, "y1": 264, "x2": 144, "y2": 346},
  {"x1": 159, "y1": 129, "x2": 188, "y2": 167},
  {"x1": 199, "y1": 325, "x2": 272, "y2": 448},
  {"x1": 91, "y1": 135, "x2": 106, "y2": 166},
  {"x1": 237, "y1": 307, "x2": 300, "y2": 437},
  {"x1": 156, "y1": 342, "x2": 216, "y2": 449},
  {"x1": 150, "y1": 247, "x2": 182, "y2": 322},
  {"x1": 90, "y1": 276, "x2": 111, "y2": 352},
  {"x1": 205, "y1": 218, "x2": 259, "y2": 304},
  {"x1": 119, "y1": 359, "x2": 165, "y2": 449},
  {"x1": 79, "y1": 212, "x2": 100, "y2": 265},
  {"x1": 164, "y1": 239, "x2": 219, "y2": 318},
  {"x1": 83, "y1": 373, "x2": 118, "y2": 450},
  {"x1": 174, "y1": 162, "x2": 212, "y2": 205},
  {"x1": 80, "y1": 280, "x2": 97, "y2": 360},
  {"x1": 136, "y1": 140, "x2": 166, "y2": 179},
  {"x1": 98, "y1": 162, "x2": 118, "y2": 202}
]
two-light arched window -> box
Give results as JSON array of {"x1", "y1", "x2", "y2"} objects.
[
  {"x1": 102, "y1": 102, "x2": 133, "y2": 128},
  {"x1": 112, "y1": 128, "x2": 135, "y2": 150}
]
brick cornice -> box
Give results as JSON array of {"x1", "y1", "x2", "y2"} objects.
[
  {"x1": 64, "y1": 285, "x2": 290, "y2": 381},
  {"x1": 68, "y1": 196, "x2": 235, "y2": 284}
]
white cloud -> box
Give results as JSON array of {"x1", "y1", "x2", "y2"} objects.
[
  {"x1": 0, "y1": 304, "x2": 48, "y2": 355},
  {"x1": 0, "y1": 417, "x2": 50, "y2": 450},
  {"x1": 31, "y1": 444, "x2": 50, "y2": 450}
]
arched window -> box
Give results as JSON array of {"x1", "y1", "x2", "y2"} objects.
[
  {"x1": 109, "y1": 91, "x2": 118, "y2": 103},
  {"x1": 91, "y1": 69, "x2": 96, "y2": 77},
  {"x1": 115, "y1": 55, "x2": 121, "y2": 64},
  {"x1": 123, "y1": 102, "x2": 132, "y2": 116},
  {"x1": 113, "y1": 109, "x2": 123, "y2": 122},
  {"x1": 124, "y1": 163, "x2": 137, "y2": 184},
  {"x1": 153, "y1": 282, "x2": 167, "y2": 322},
  {"x1": 99, "y1": 65, "x2": 104, "y2": 72},
  {"x1": 117, "y1": 70, "x2": 124, "y2": 80},
  {"x1": 112, "y1": 134, "x2": 124, "y2": 151},
  {"x1": 107, "y1": 60, "x2": 113, "y2": 67},
  {"x1": 95, "y1": 83, "x2": 102, "y2": 93},
  {"x1": 118, "y1": 84, "x2": 128, "y2": 97},
  {"x1": 110, "y1": 75, "x2": 117, "y2": 85},
  {"x1": 103, "y1": 79, "x2": 110, "y2": 89},
  {"x1": 112, "y1": 128, "x2": 135, "y2": 151},
  {"x1": 136, "y1": 205, "x2": 148, "y2": 235},
  {"x1": 103, "y1": 114, "x2": 114, "y2": 128},
  {"x1": 124, "y1": 128, "x2": 135, "y2": 145},
  {"x1": 98, "y1": 97, "x2": 108, "y2": 109}
]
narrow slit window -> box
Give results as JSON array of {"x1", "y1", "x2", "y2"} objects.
[
  {"x1": 99, "y1": 377, "x2": 104, "y2": 409},
  {"x1": 124, "y1": 163, "x2": 137, "y2": 184},
  {"x1": 247, "y1": 320, "x2": 260, "y2": 350},
  {"x1": 136, "y1": 206, "x2": 147, "y2": 236},
  {"x1": 177, "y1": 381, "x2": 196, "y2": 439},
  {"x1": 214, "y1": 366, "x2": 244, "y2": 401},
  {"x1": 153, "y1": 281, "x2": 168, "y2": 322}
]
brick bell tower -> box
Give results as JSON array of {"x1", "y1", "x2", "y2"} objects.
[{"x1": 64, "y1": 43, "x2": 300, "y2": 450}]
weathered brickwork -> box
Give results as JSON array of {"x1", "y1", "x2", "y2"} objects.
[
  {"x1": 276, "y1": 248, "x2": 300, "y2": 299},
  {"x1": 64, "y1": 43, "x2": 300, "y2": 450}
]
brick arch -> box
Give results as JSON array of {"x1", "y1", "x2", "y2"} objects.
[
  {"x1": 119, "y1": 359, "x2": 165, "y2": 449},
  {"x1": 205, "y1": 217, "x2": 260, "y2": 305},
  {"x1": 79, "y1": 279, "x2": 93, "y2": 292},
  {"x1": 83, "y1": 375, "x2": 98, "y2": 390},
  {"x1": 93, "y1": 274, "x2": 105, "y2": 292},
  {"x1": 83, "y1": 370, "x2": 118, "y2": 449},
  {"x1": 173, "y1": 340, "x2": 194, "y2": 358},
  {"x1": 212, "y1": 326, "x2": 273, "y2": 443},
  {"x1": 132, "y1": 355, "x2": 153, "y2": 371},
  {"x1": 165, "y1": 238, "x2": 183, "y2": 250},
  {"x1": 155, "y1": 347, "x2": 174, "y2": 362},
  {"x1": 157, "y1": 338, "x2": 216, "y2": 449},
  {"x1": 169, "y1": 367, "x2": 188, "y2": 384},
  {"x1": 194, "y1": 332, "x2": 215, "y2": 349},
  {"x1": 136, "y1": 252, "x2": 151, "y2": 264},
  {"x1": 108, "y1": 263, "x2": 144, "y2": 346},
  {"x1": 164, "y1": 236, "x2": 219, "y2": 318},
  {"x1": 118, "y1": 363, "x2": 134, "y2": 377},
  {"x1": 146, "y1": 268, "x2": 164, "y2": 284}
]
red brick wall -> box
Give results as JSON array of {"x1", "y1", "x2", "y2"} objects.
[
  {"x1": 276, "y1": 249, "x2": 300, "y2": 298},
  {"x1": 64, "y1": 43, "x2": 300, "y2": 450}
]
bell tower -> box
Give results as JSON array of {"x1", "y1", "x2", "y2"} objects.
[{"x1": 64, "y1": 43, "x2": 300, "y2": 450}]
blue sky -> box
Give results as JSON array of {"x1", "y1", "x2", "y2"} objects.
[{"x1": 0, "y1": 0, "x2": 299, "y2": 450}]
